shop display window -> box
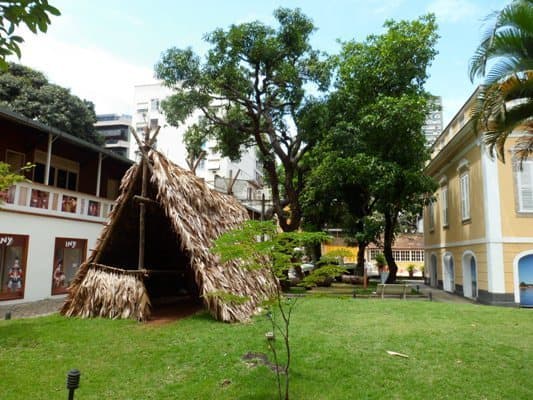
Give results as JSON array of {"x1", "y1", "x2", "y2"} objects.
[
  {"x1": 0, "y1": 234, "x2": 28, "y2": 300},
  {"x1": 52, "y1": 238, "x2": 86, "y2": 295}
]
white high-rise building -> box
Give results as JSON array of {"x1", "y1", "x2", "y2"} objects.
[
  {"x1": 422, "y1": 96, "x2": 443, "y2": 146},
  {"x1": 131, "y1": 82, "x2": 267, "y2": 211}
]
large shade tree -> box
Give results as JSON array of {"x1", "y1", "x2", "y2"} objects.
[
  {"x1": 469, "y1": 0, "x2": 533, "y2": 162},
  {"x1": 155, "y1": 8, "x2": 330, "y2": 231},
  {"x1": 305, "y1": 16, "x2": 438, "y2": 282},
  {"x1": 0, "y1": 63, "x2": 101, "y2": 144}
]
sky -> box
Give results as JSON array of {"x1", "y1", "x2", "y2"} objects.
[{"x1": 13, "y1": 0, "x2": 508, "y2": 127}]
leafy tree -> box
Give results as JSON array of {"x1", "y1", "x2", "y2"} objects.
[
  {"x1": 469, "y1": 0, "x2": 533, "y2": 162},
  {"x1": 0, "y1": 63, "x2": 102, "y2": 144},
  {"x1": 0, "y1": 161, "x2": 32, "y2": 202},
  {"x1": 305, "y1": 16, "x2": 438, "y2": 282},
  {"x1": 183, "y1": 118, "x2": 208, "y2": 174},
  {"x1": 0, "y1": 1, "x2": 60, "y2": 69},
  {"x1": 155, "y1": 8, "x2": 330, "y2": 231},
  {"x1": 212, "y1": 220, "x2": 328, "y2": 400}
]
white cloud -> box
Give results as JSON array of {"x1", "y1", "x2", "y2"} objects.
[
  {"x1": 427, "y1": 0, "x2": 480, "y2": 23},
  {"x1": 368, "y1": 0, "x2": 405, "y2": 15},
  {"x1": 13, "y1": 31, "x2": 154, "y2": 115}
]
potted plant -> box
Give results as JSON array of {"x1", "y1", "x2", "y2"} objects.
[
  {"x1": 407, "y1": 264, "x2": 416, "y2": 278},
  {"x1": 374, "y1": 253, "x2": 388, "y2": 283}
]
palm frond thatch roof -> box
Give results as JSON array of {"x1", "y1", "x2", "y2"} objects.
[{"x1": 61, "y1": 150, "x2": 277, "y2": 322}]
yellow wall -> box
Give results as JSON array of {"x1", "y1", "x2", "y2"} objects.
[
  {"x1": 425, "y1": 141, "x2": 486, "y2": 246},
  {"x1": 498, "y1": 139, "x2": 533, "y2": 237},
  {"x1": 426, "y1": 243, "x2": 488, "y2": 291},
  {"x1": 503, "y1": 243, "x2": 533, "y2": 293},
  {"x1": 322, "y1": 244, "x2": 357, "y2": 263}
]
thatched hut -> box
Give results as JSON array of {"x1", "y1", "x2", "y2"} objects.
[{"x1": 61, "y1": 149, "x2": 277, "y2": 322}]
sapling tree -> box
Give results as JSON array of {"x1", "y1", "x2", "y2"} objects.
[{"x1": 212, "y1": 220, "x2": 328, "y2": 400}]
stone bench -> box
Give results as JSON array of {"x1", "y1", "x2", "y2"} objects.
[{"x1": 376, "y1": 283, "x2": 409, "y2": 299}]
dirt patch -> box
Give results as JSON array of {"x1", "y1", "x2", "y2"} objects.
[
  {"x1": 146, "y1": 300, "x2": 203, "y2": 325},
  {"x1": 241, "y1": 351, "x2": 285, "y2": 373}
]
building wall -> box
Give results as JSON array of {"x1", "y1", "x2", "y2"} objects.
[
  {"x1": 0, "y1": 210, "x2": 102, "y2": 304},
  {"x1": 131, "y1": 82, "x2": 263, "y2": 210},
  {"x1": 425, "y1": 139, "x2": 485, "y2": 246},
  {"x1": 424, "y1": 88, "x2": 532, "y2": 306},
  {"x1": 131, "y1": 83, "x2": 190, "y2": 166},
  {"x1": 426, "y1": 243, "x2": 487, "y2": 292},
  {"x1": 498, "y1": 138, "x2": 533, "y2": 238},
  {"x1": 504, "y1": 243, "x2": 533, "y2": 295}
]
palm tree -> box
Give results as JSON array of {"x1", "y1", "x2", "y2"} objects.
[{"x1": 469, "y1": 0, "x2": 533, "y2": 162}]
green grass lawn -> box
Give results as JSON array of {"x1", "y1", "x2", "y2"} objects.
[{"x1": 1, "y1": 298, "x2": 532, "y2": 399}]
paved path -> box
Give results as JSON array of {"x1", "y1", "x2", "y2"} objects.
[
  {"x1": 404, "y1": 280, "x2": 475, "y2": 304},
  {"x1": 0, "y1": 281, "x2": 475, "y2": 321},
  {"x1": 0, "y1": 297, "x2": 64, "y2": 320}
]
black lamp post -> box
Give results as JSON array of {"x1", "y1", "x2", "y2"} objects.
[{"x1": 66, "y1": 369, "x2": 80, "y2": 400}]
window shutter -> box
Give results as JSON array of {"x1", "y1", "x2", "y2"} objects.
[
  {"x1": 441, "y1": 186, "x2": 448, "y2": 226},
  {"x1": 460, "y1": 174, "x2": 470, "y2": 220},
  {"x1": 519, "y1": 162, "x2": 533, "y2": 211}
]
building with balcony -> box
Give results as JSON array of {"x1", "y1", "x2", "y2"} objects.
[
  {"x1": 95, "y1": 114, "x2": 132, "y2": 158},
  {"x1": 131, "y1": 82, "x2": 267, "y2": 213},
  {"x1": 0, "y1": 108, "x2": 132, "y2": 305},
  {"x1": 423, "y1": 88, "x2": 533, "y2": 306},
  {"x1": 423, "y1": 96, "x2": 443, "y2": 146}
]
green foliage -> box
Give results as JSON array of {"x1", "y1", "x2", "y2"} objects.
[
  {"x1": 407, "y1": 264, "x2": 416, "y2": 273},
  {"x1": 0, "y1": 1, "x2": 60, "y2": 69},
  {"x1": 0, "y1": 63, "x2": 101, "y2": 144},
  {"x1": 156, "y1": 8, "x2": 331, "y2": 231},
  {"x1": 303, "y1": 15, "x2": 439, "y2": 281},
  {"x1": 213, "y1": 220, "x2": 329, "y2": 278},
  {"x1": 299, "y1": 249, "x2": 351, "y2": 288},
  {"x1": 212, "y1": 220, "x2": 329, "y2": 400},
  {"x1": 301, "y1": 264, "x2": 345, "y2": 288},
  {"x1": 0, "y1": 161, "x2": 32, "y2": 203},
  {"x1": 469, "y1": 0, "x2": 533, "y2": 162},
  {"x1": 374, "y1": 253, "x2": 387, "y2": 268}
]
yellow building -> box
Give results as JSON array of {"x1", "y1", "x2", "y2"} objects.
[{"x1": 424, "y1": 89, "x2": 533, "y2": 306}]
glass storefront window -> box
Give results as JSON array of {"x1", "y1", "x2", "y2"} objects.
[
  {"x1": 0, "y1": 234, "x2": 28, "y2": 300},
  {"x1": 51, "y1": 238, "x2": 87, "y2": 295}
]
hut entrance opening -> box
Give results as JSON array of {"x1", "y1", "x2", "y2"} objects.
[{"x1": 94, "y1": 176, "x2": 200, "y2": 313}]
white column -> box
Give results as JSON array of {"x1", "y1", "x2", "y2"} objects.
[
  {"x1": 481, "y1": 143, "x2": 505, "y2": 293},
  {"x1": 44, "y1": 133, "x2": 53, "y2": 185},
  {"x1": 96, "y1": 153, "x2": 103, "y2": 197}
]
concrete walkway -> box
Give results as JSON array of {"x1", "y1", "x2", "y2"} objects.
[
  {"x1": 404, "y1": 280, "x2": 475, "y2": 304},
  {"x1": 0, "y1": 297, "x2": 64, "y2": 320},
  {"x1": 0, "y1": 281, "x2": 476, "y2": 321}
]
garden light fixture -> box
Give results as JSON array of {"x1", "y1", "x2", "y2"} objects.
[{"x1": 66, "y1": 369, "x2": 80, "y2": 400}]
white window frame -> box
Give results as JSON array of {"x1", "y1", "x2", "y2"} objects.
[
  {"x1": 517, "y1": 160, "x2": 533, "y2": 212},
  {"x1": 441, "y1": 185, "x2": 449, "y2": 227},
  {"x1": 460, "y1": 172, "x2": 470, "y2": 221}
]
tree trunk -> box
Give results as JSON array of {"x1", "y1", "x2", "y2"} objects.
[
  {"x1": 384, "y1": 209, "x2": 399, "y2": 283},
  {"x1": 356, "y1": 241, "x2": 367, "y2": 276},
  {"x1": 262, "y1": 157, "x2": 301, "y2": 232}
]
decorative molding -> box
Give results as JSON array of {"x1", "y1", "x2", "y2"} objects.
[
  {"x1": 425, "y1": 237, "x2": 487, "y2": 250},
  {"x1": 433, "y1": 139, "x2": 478, "y2": 178},
  {"x1": 457, "y1": 158, "x2": 470, "y2": 172},
  {"x1": 503, "y1": 237, "x2": 533, "y2": 244}
]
